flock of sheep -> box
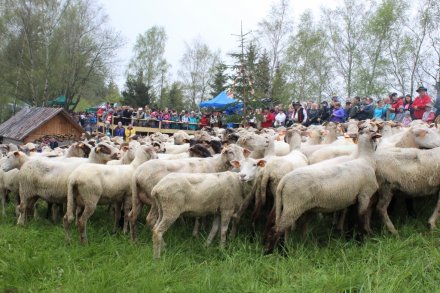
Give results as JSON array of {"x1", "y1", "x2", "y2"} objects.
[{"x1": 1, "y1": 119, "x2": 440, "y2": 258}]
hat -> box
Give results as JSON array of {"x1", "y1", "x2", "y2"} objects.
[
  {"x1": 416, "y1": 86, "x2": 428, "y2": 93},
  {"x1": 138, "y1": 107, "x2": 142, "y2": 111}
]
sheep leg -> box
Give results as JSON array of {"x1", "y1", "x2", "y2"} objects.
[
  {"x1": 428, "y1": 193, "x2": 440, "y2": 230},
  {"x1": 112, "y1": 202, "x2": 122, "y2": 234},
  {"x1": 146, "y1": 202, "x2": 159, "y2": 228},
  {"x1": 128, "y1": 201, "x2": 142, "y2": 241},
  {"x1": 51, "y1": 203, "x2": 60, "y2": 223},
  {"x1": 192, "y1": 217, "x2": 200, "y2": 238},
  {"x1": 376, "y1": 186, "x2": 398, "y2": 235},
  {"x1": 358, "y1": 191, "x2": 374, "y2": 235},
  {"x1": 263, "y1": 205, "x2": 276, "y2": 244},
  {"x1": 46, "y1": 202, "x2": 53, "y2": 220},
  {"x1": 14, "y1": 194, "x2": 20, "y2": 217},
  {"x1": 336, "y1": 209, "x2": 348, "y2": 233},
  {"x1": 152, "y1": 213, "x2": 179, "y2": 259},
  {"x1": 78, "y1": 202, "x2": 98, "y2": 244},
  {"x1": 219, "y1": 212, "x2": 232, "y2": 249},
  {"x1": 1, "y1": 188, "x2": 6, "y2": 217},
  {"x1": 122, "y1": 197, "x2": 131, "y2": 234},
  {"x1": 206, "y1": 215, "x2": 220, "y2": 247}
]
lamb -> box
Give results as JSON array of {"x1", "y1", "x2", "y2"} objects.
[
  {"x1": 151, "y1": 157, "x2": 266, "y2": 258},
  {"x1": 266, "y1": 132, "x2": 380, "y2": 253},
  {"x1": 1, "y1": 142, "x2": 120, "y2": 225},
  {"x1": 237, "y1": 132, "x2": 274, "y2": 158},
  {"x1": 107, "y1": 143, "x2": 137, "y2": 165},
  {"x1": 63, "y1": 145, "x2": 158, "y2": 243},
  {"x1": 128, "y1": 143, "x2": 247, "y2": 241},
  {"x1": 1, "y1": 168, "x2": 20, "y2": 217}
]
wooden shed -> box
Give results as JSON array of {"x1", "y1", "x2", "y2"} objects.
[{"x1": 0, "y1": 107, "x2": 84, "y2": 145}]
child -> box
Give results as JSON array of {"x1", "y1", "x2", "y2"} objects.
[
  {"x1": 393, "y1": 105, "x2": 405, "y2": 123},
  {"x1": 402, "y1": 111, "x2": 412, "y2": 127}
]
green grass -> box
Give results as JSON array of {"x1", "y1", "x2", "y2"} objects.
[{"x1": 1, "y1": 199, "x2": 439, "y2": 293}]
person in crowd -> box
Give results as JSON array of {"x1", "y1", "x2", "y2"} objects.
[
  {"x1": 344, "y1": 101, "x2": 352, "y2": 121},
  {"x1": 125, "y1": 124, "x2": 135, "y2": 142},
  {"x1": 188, "y1": 112, "x2": 199, "y2": 130},
  {"x1": 49, "y1": 137, "x2": 59, "y2": 150},
  {"x1": 122, "y1": 106, "x2": 132, "y2": 125},
  {"x1": 349, "y1": 96, "x2": 361, "y2": 119},
  {"x1": 422, "y1": 103, "x2": 435, "y2": 124},
  {"x1": 181, "y1": 111, "x2": 190, "y2": 129},
  {"x1": 306, "y1": 103, "x2": 321, "y2": 126},
  {"x1": 114, "y1": 121, "x2": 125, "y2": 138},
  {"x1": 261, "y1": 108, "x2": 274, "y2": 128},
  {"x1": 162, "y1": 110, "x2": 171, "y2": 129},
  {"x1": 394, "y1": 106, "x2": 405, "y2": 123},
  {"x1": 402, "y1": 111, "x2": 412, "y2": 127},
  {"x1": 292, "y1": 102, "x2": 308, "y2": 125},
  {"x1": 199, "y1": 114, "x2": 209, "y2": 128},
  {"x1": 170, "y1": 110, "x2": 180, "y2": 129},
  {"x1": 356, "y1": 97, "x2": 374, "y2": 120},
  {"x1": 320, "y1": 101, "x2": 331, "y2": 122},
  {"x1": 403, "y1": 94, "x2": 413, "y2": 118},
  {"x1": 97, "y1": 106, "x2": 104, "y2": 122},
  {"x1": 330, "y1": 102, "x2": 345, "y2": 123},
  {"x1": 412, "y1": 86, "x2": 431, "y2": 120},
  {"x1": 274, "y1": 108, "x2": 286, "y2": 127},
  {"x1": 210, "y1": 111, "x2": 220, "y2": 127},
  {"x1": 373, "y1": 99, "x2": 387, "y2": 120},
  {"x1": 383, "y1": 96, "x2": 392, "y2": 120},
  {"x1": 104, "y1": 108, "x2": 113, "y2": 125}
]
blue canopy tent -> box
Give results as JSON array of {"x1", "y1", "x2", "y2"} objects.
[{"x1": 199, "y1": 91, "x2": 243, "y2": 111}]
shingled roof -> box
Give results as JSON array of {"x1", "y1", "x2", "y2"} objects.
[{"x1": 0, "y1": 107, "x2": 83, "y2": 141}]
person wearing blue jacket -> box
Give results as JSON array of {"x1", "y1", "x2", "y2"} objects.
[
  {"x1": 114, "y1": 121, "x2": 125, "y2": 138},
  {"x1": 330, "y1": 102, "x2": 345, "y2": 123}
]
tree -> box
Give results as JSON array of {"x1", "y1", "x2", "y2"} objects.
[
  {"x1": 164, "y1": 82, "x2": 185, "y2": 112},
  {"x1": 128, "y1": 26, "x2": 169, "y2": 100},
  {"x1": 285, "y1": 10, "x2": 332, "y2": 102},
  {"x1": 121, "y1": 71, "x2": 152, "y2": 107},
  {"x1": 253, "y1": 50, "x2": 271, "y2": 100},
  {"x1": 0, "y1": 0, "x2": 121, "y2": 111},
  {"x1": 178, "y1": 38, "x2": 219, "y2": 109},
  {"x1": 209, "y1": 62, "x2": 228, "y2": 97},
  {"x1": 322, "y1": 0, "x2": 369, "y2": 98},
  {"x1": 257, "y1": 0, "x2": 293, "y2": 94}
]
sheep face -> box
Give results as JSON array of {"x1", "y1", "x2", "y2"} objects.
[
  {"x1": 231, "y1": 158, "x2": 266, "y2": 182},
  {"x1": 94, "y1": 143, "x2": 120, "y2": 161},
  {"x1": 237, "y1": 133, "x2": 270, "y2": 151},
  {"x1": 221, "y1": 144, "x2": 246, "y2": 164},
  {"x1": 2, "y1": 151, "x2": 23, "y2": 172},
  {"x1": 412, "y1": 127, "x2": 440, "y2": 149}
]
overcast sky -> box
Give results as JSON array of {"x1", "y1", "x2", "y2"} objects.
[{"x1": 98, "y1": 0, "x2": 340, "y2": 89}]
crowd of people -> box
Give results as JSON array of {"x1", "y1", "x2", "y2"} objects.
[
  {"x1": 248, "y1": 86, "x2": 436, "y2": 128},
  {"x1": 73, "y1": 86, "x2": 437, "y2": 140}
]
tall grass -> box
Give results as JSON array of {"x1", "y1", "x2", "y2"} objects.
[{"x1": 1, "y1": 200, "x2": 439, "y2": 292}]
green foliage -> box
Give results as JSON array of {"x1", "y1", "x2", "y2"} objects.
[
  {"x1": 0, "y1": 0, "x2": 121, "y2": 111},
  {"x1": 209, "y1": 62, "x2": 229, "y2": 97},
  {"x1": 122, "y1": 72, "x2": 152, "y2": 107},
  {"x1": 1, "y1": 200, "x2": 440, "y2": 292}
]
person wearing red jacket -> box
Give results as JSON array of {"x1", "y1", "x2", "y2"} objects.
[
  {"x1": 261, "y1": 108, "x2": 275, "y2": 128},
  {"x1": 412, "y1": 86, "x2": 431, "y2": 120}
]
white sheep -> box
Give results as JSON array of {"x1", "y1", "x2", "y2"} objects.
[
  {"x1": 1, "y1": 142, "x2": 120, "y2": 225},
  {"x1": 265, "y1": 132, "x2": 380, "y2": 253},
  {"x1": 63, "y1": 145, "x2": 158, "y2": 243},
  {"x1": 374, "y1": 143, "x2": 440, "y2": 234},
  {"x1": 128, "y1": 143, "x2": 247, "y2": 241},
  {"x1": 151, "y1": 157, "x2": 266, "y2": 258}
]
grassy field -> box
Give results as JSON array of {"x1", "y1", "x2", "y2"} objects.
[{"x1": 1, "y1": 200, "x2": 440, "y2": 293}]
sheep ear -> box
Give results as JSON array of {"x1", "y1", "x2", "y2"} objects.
[
  {"x1": 122, "y1": 146, "x2": 129, "y2": 151},
  {"x1": 183, "y1": 139, "x2": 190, "y2": 143},
  {"x1": 77, "y1": 143, "x2": 84, "y2": 148},
  {"x1": 352, "y1": 137, "x2": 359, "y2": 144},
  {"x1": 371, "y1": 133, "x2": 382, "y2": 140},
  {"x1": 243, "y1": 148, "x2": 251, "y2": 158},
  {"x1": 230, "y1": 160, "x2": 240, "y2": 168},
  {"x1": 95, "y1": 146, "x2": 101, "y2": 153},
  {"x1": 257, "y1": 160, "x2": 266, "y2": 168},
  {"x1": 415, "y1": 129, "x2": 427, "y2": 137},
  {"x1": 13, "y1": 151, "x2": 20, "y2": 157}
]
